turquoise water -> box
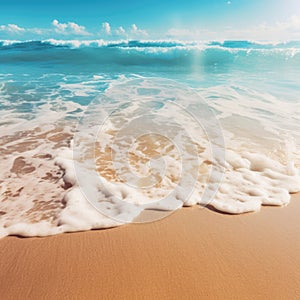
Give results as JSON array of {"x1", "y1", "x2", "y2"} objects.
[
  {"x1": 0, "y1": 40, "x2": 299, "y2": 107},
  {"x1": 1, "y1": 39, "x2": 300, "y2": 115}
]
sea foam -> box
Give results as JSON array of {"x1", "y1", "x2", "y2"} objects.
[{"x1": 1, "y1": 77, "x2": 299, "y2": 238}]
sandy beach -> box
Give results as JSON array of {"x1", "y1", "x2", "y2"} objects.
[
  {"x1": 1, "y1": 193, "x2": 299, "y2": 299},
  {"x1": 1, "y1": 1, "x2": 300, "y2": 299}
]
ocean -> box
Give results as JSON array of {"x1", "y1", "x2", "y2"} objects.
[{"x1": 0, "y1": 39, "x2": 300, "y2": 237}]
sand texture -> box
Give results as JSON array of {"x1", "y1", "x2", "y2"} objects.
[{"x1": 0, "y1": 194, "x2": 300, "y2": 299}]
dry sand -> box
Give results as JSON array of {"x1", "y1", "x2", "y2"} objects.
[{"x1": 0, "y1": 194, "x2": 300, "y2": 300}]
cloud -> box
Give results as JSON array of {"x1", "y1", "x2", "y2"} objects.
[
  {"x1": 30, "y1": 28, "x2": 44, "y2": 35},
  {"x1": 131, "y1": 24, "x2": 148, "y2": 37},
  {"x1": 68, "y1": 22, "x2": 89, "y2": 35},
  {"x1": 52, "y1": 19, "x2": 67, "y2": 33},
  {"x1": 0, "y1": 24, "x2": 26, "y2": 34},
  {"x1": 166, "y1": 28, "x2": 213, "y2": 40},
  {"x1": 102, "y1": 22, "x2": 111, "y2": 35},
  {"x1": 0, "y1": 23, "x2": 49, "y2": 36},
  {"x1": 2, "y1": 15, "x2": 298, "y2": 41},
  {"x1": 167, "y1": 28, "x2": 193, "y2": 38},
  {"x1": 277, "y1": 15, "x2": 300, "y2": 31},
  {"x1": 115, "y1": 26, "x2": 126, "y2": 36},
  {"x1": 166, "y1": 16, "x2": 300, "y2": 41},
  {"x1": 131, "y1": 24, "x2": 138, "y2": 32},
  {"x1": 52, "y1": 19, "x2": 90, "y2": 36},
  {"x1": 223, "y1": 15, "x2": 300, "y2": 40}
]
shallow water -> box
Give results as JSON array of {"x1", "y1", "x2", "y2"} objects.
[{"x1": 0, "y1": 39, "x2": 300, "y2": 237}]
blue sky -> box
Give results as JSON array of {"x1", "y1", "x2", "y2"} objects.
[{"x1": 0, "y1": 0, "x2": 300, "y2": 40}]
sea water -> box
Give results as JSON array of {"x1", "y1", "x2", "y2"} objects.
[{"x1": 0, "y1": 39, "x2": 300, "y2": 237}]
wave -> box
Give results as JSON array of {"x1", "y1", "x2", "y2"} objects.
[
  {"x1": 0, "y1": 39, "x2": 300, "y2": 69},
  {"x1": 1, "y1": 39, "x2": 187, "y2": 49},
  {"x1": 1, "y1": 39, "x2": 300, "y2": 49},
  {"x1": 208, "y1": 40, "x2": 300, "y2": 49}
]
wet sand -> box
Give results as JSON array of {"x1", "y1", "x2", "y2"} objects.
[{"x1": 0, "y1": 194, "x2": 300, "y2": 299}]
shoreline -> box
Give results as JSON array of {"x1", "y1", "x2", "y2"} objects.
[{"x1": 1, "y1": 193, "x2": 300, "y2": 299}]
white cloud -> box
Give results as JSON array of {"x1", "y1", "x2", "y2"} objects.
[
  {"x1": 30, "y1": 28, "x2": 44, "y2": 35},
  {"x1": 52, "y1": 19, "x2": 67, "y2": 33},
  {"x1": 131, "y1": 24, "x2": 148, "y2": 37},
  {"x1": 115, "y1": 26, "x2": 126, "y2": 36},
  {"x1": 102, "y1": 22, "x2": 111, "y2": 35},
  {"x1": 68, "y1": 22, "x2": 89, "y2": 35},
  {"x1": 277, "y1": 15, "x2": 300, "y2": 31},
  {"x1": 132, "y1": 24, "x2": 138, "y2": 32},
  {"x1": 167, "y1": 28, "x2": 193, "y2": 38},
  {"x1": 167, "y1": 16, "x2": 300, "y2": 41},
  {"x1": 0, "y1": 23, "x2": 50, "y2": 36},
  {"x1": 2, "y1": 15, "x2": 299, "y2": 41},
  {"x1": 224, "y1": 15, "x2": 300, "y2": 40},
  {"x1": 0, "y1": 24, "x2": 25, "y2": 34},
  {"x1": 52, "y1": 19, "x2": 90, "y2": 36},
  {"x1": 166, "y1": 28, "x2": 213, "y2": 40}
]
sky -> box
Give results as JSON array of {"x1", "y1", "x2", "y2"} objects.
[{"x1": 0, "y1": 0, "x2": 300, "y2": 40}]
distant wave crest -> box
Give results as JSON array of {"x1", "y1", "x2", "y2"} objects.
[
  {"x1": 0, "y1": 39, "x2": 299, "y2": 67},
  {"x1": 1, "y1": 39, "x2": 300, "y2": 50}
]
